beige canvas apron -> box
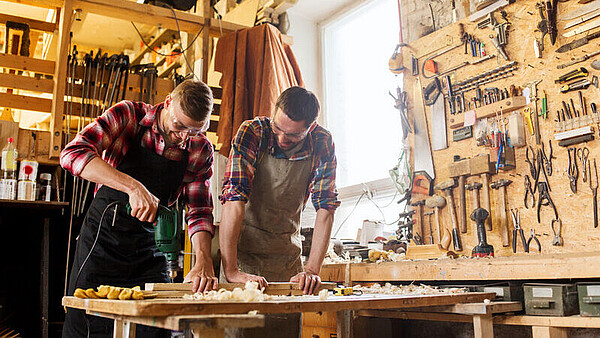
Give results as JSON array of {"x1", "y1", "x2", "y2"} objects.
[{"x1": 223, "y1": 146, "x2": 312, "y2": 337}]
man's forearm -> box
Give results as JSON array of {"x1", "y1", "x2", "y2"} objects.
[
  {"x1": 218, "y1": 201, "x2": 245, "y2": 274},
  {"x1": 79, "y1": 157, "x2": 139, "y2": 195},
  {"x1": 305, "y1": 209, "x2": 334, "y2": 274},
  {"x1": 191, "y1": 231, "x2": 213, "y2": 263}
]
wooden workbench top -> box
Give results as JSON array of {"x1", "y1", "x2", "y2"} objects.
[
  {"x1": 320, "y1": 251, "x2": 600, "y2": 282},
  {"x1": 62, "y1": 292, "x2": 494, "y2": 317}
]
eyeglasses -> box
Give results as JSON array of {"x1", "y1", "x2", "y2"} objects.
[
  {"x1": 270, "y1": 119, "x2": 310, "y2": 142},
  {"x1": 168, "y1": 106, "x2": 208, "y2": 137}
]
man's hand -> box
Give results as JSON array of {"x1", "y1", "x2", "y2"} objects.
[
  {"x1": 225, "y1": 270, "x2": 268, "y2": 290},
  {"x1": 127, "y1": 181, "x2": 160, "y2": 222},
  {"x1": 290, "y1": 271, "x2": 321, "y2": 295},
  {"x1": 184, "y1": 257, "x2": 218, "y2": 293}
]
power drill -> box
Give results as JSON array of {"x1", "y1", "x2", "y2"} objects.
[{"x1": 126, "y1": 203, "x2": 180, "y2": 279}]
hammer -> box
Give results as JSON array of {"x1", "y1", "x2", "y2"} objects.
[
  {"x1": 469, "y1": 154, "x2": 494, "y2": 230},
  {"x1": 410, "y1": 200, "x2": 426, "y2": 245},
  {"x1": 449, "y1": 157, "x2": 471, "y2": 234},
  {"x1": 434, "y1": 179, "x2": 462, "y2": 251},
  {"x1": 490, "y1": 179, "x2": 513, "y2": 247},
  {"x1": 425, "y1": 194, "x2": 446, "y2": 244},
  {"x1": 465, "y1": 182, "x2": 482, "y2": 241}
]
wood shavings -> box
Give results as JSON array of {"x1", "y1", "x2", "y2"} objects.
[
  {"x1": 184, "y1": 281, "x2": 279, "y2": 302},
  {"x1": 353, "y1": 283, "x2": 467, "y2": 296},
  {"x1": 318, "y1": 288, "x2": 329, "y2": 300},
  {"x1": 323, "y1": 248, "x2": 362, "y2": 264},
  {"x1": 368, "y1": 249, "x2": 406, "y2": 263},
  {"x1": 74, "y1": 285, "x2": 146, "y2": 300}
]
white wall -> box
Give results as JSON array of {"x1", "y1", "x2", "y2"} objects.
[{"x1": 286, "y1": 11, "x2": 322, "y2": 123}]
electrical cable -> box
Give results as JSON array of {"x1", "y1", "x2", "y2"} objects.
[
  {"x1": 332, "y1": 192, "x2": 366, "y2": 238},
  {"x1": 72, "y1": 201, "x2": 120, "y2": 290},
  {"x1": 166, "y1": 5, "x2": 198, "y2": 79}
]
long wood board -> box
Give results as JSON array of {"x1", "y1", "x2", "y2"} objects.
[
  {"x1": 145, "y1": 282, "x2": 337, "y2": 297},
  {"x1": 63, "y1": 292, "x2": 494, "y2": 317}
]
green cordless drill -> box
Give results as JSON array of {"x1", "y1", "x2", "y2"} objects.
[{"x1": 126, "y1": 203, "x2": 180, "y2": 279}]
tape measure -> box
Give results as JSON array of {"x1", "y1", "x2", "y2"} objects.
[{"x1": 332, "y1": 287, "x2": 363, "y2": 296}]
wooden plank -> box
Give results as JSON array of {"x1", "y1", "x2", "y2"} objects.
[
  {"x1": 62, "y1": 292, "x2": 495, "y2": 317},
  {"x1": 0, "y1": 72, "x2": 54, "y2": 93},
  {"x1": 0, "y1": 13, "x2": 57, "y2": 32},
  {"x1": 339, "y1": 251, "x2": 600, "y2": 282},
  {"x1": 1, "y1": 0, "x2": 63, "y2": 8},
  {"x1": 359, "y1": 310, "x2": 600, "y2": 329},
  {"x1": 130, "y1": 29, "x2": 176, "y2": 66},
  {"x1": 90, "y1": 312, "x2": 265, "y2": 331},
  {"x1": 0, "y1": 92, "x2": 52, "y2": 112},
  {"x1": 402, "y1": 301, "x2": 522, "y2": 315},
  {"x1": 145, "y1": 282, "x2": 336, "y2": 292},
  {"x1": 0, "y1": 53, "x2": 55, "y2": 74},
  {"x1": 448, "y1": 96, "x2": 527, "y2": 129},
  {"x1": 49, "y1": 0, "x2": 73, "y2": 158}
]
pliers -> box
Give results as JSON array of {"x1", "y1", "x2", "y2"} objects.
[
  {"x1": 524, "y1": 175, "x2": 535, "y2": 209},
  {"x1": 527, "y1": 229, "x2": 542, "y2": 253},
  {"x1": 541, "y1": 140, "x2": 554, "y2": 176},
  {"x1": 551, "y1": 218, "x2": 563, "y2": 246},
  {"x1": 511, "y1": 209, "x2": 529, "y2": 253},
  {"x1": 589, "y1": 158, "x2": 598, "y2": 228},
  {"x1": 537, "y1": 181, "x2": 559, "y2": 223},
  {"x1": 568, "y1": 147, "x2": 579, "y2": 193},
  {"x1": 526, "y1": 146, "x2": 538, "y2": 181},
  {"x1": 578, "y1": 147, "x2": 590, "y2": 183}
]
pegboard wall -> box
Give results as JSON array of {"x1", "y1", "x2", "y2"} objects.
[{"x1": 403, "y1": 0, "x2": 600, "y2": 256}]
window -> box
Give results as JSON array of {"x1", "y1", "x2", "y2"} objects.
[{"x1": 322, "y1": 0, "x2": 403, "y2": 189}]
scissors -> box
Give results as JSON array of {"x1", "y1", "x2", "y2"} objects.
[{"x1": 578, "y1": 147, "x2": 590, "y2": 183}]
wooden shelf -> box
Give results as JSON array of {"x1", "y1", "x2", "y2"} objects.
[
  {"x1": 320, "y1": 252, "x2": 600, "y2": 283},
  {"x1": 131, "y1": 29, "x2": 176, "y2": 66},
  {"x1": 158, "y1": 61, "x2": 181, "y2": 78},
  {"x1": 0, "y1": 199, "x2": 68, "y2": 210}
]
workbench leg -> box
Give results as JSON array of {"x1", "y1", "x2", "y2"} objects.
[
  {"x1": 113, "y1": 319, "x2": 136, "y2": 338},
  {"x1": 531, "y1": 326, "x2": 567, "y2": 338},
  {"x1": 473, "y1": 313, "x2": 493, "y2": 338},
  {"x1": 337, "y1": 310, "x2": 354, "y2": 338}
]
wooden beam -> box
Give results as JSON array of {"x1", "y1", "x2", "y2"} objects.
[
  {"x1": 326, "y1": 251, "x2": 600, "y2": 282},
  {"x1": 0, "y1": 92, "x2": 52, "y2": 112},
  {"x1": 473, "y1": 314, "x2": 494, "y2": 338},
  {"x1": 0, "y1": 53, "x2": 55, "y2": 74},
  {"x1": 532, "y1": 327, "x2": 567, "y2": 338},
  {"x1": 0, "y1": 13, "x2": 57, "y2": 32},
  {"x1": 72, "y1": 0, "x2": 205, "y2": 33},
  {"x1": 49, "y1": 0, "x2": 73, "y2": 158},
  {"x1": 1, "y1": 0, "x2": 63, "y2": 9},
  {"x1": 0, "y1": 72, "x2": 54, "y2": 93}
]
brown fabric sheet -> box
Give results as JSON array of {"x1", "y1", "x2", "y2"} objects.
[{"x1": 214, "y1": 24, "x2": 304, "y2": 156}]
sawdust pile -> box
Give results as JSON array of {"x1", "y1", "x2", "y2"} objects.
[{"x1": 354, "y1": 283, "x2": 467, "y2": 295}]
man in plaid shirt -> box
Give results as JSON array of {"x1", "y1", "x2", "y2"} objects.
[
  {"x1": 61, "y1": 80, "x2": 217, "y2": 337},
  {"x1": 219, "y1": 87, "x2": 340, "y2": 301}
]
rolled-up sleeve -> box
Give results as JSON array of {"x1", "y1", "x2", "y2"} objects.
[
  {"x1": 311, "y1": 134, "x2": 340, "y2": 213},
  {"x1": 219, "y1": 120, "x2": 261, "y2": 203},
  {"x1": 60, "y1": 101, "x2": 135, "y2": 176},
  {"x1": 185, "y1": 138, "x2": 216, "y2": 238}
]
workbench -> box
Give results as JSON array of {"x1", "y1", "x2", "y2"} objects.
[{"x1": 63, "y1": 291, "x2": 494, "y2": 337}]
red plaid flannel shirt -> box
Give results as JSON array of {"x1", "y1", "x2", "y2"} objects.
[{"x1": 60, "y1": 100, "x2": 215, "y2": 237}]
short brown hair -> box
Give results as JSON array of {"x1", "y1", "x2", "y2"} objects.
[
  {"x1": 171, "y1": 79, "x2": 213, "y2": 122},
  {"x1": 275, "y1": 87, "x2": 319, "y2": 126}
]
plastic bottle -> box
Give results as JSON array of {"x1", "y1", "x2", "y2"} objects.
[
  {"x1": 18, "y1": 159, "x2": 38, "y2": 201},
  {"x1": 0, "y1": 137, "x2": 18, "y2": 200},
  {"x1": 39, "y1": 173, "x2": 52, "y2": 202}
]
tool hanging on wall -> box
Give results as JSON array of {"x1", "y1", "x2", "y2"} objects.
[
  {"x1": 510, "y1": 209, "x2": 529, "y2": 253},
  {"x1": 563, "y1": 15, "x2": 600, "y2": 37},
  {"x1": 568, "y1": 147, "x2": 579, "y2": 193},
  {"x1": 477, "y1": 12, "x2": 510, "y2": 60},
  {"x1": 389, "y1": 0, "x2": 406, "y2": 74},
  {"x1": 551, "y1": 218, "x2": 563, "y2": 246},
  {"x1": 557, "y1": 30, "x2": 600, "y2": 52},
  {"x1": 491, "y1": 179, "x2": 512, "y2": 247},
  {"x1": 472, "y1": 208, "x2": 494, "y2": 257},
  {"x1": 562, "y1": 0, "x2": 600, "y2": 21},
  {"x1": 537, "y1": 181, "x2": 558, "y2": 223},
  {"x1": 564, "y1": 6, "x2": 600, "y2": 29},
  {"x1": 413, "y1": 77, "x2": 436, "y2": 186},
  {"x1": 589, "y1": 158, "x2": 598, "y2": 228},
  {"x1": 453, "y1": 61, "x2": 519, "y2": 93},
  {"x1": 426, "y1": 194, "x2": 446, "y2": 244},
  {"x1": 435, "y1": 179, "x2": 462, "y2": 251}
]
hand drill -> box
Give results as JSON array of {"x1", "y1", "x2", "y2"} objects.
[{"x1": 126, "y1": 203, "x2": 180, "y2": 279}]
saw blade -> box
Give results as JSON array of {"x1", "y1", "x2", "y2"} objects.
[
  {"x1": 565, "y1": 8, "x2": 600, "y2": 29},
  {"x1": 413, "y1": 78, "x2": 435, "y2": 181},
  {"x1": 430, "y1": 95, "x2": 448, "y2": 151},
  {"x1": 561, "y1": 0, "x2": 600, "y2": 21},
  {"x1": 563, "y1": 16, "x2": 600, "y2": 37}
]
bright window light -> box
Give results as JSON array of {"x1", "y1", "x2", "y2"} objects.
[{"x1": 322, "y1": 0, "x2": 403, "y2": 189}]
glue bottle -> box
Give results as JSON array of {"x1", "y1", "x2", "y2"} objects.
[{"x1": 0, "y1": 137, "x2": 18, "y2": 200}]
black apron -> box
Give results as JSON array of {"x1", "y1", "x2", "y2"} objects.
[{"x1": 63, "y1": 125, "x2": 188, "y2": 338}]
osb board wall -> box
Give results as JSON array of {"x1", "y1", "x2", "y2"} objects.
[{"x1": 403, "y1": 0, "x2": 600, "y2": 257}]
